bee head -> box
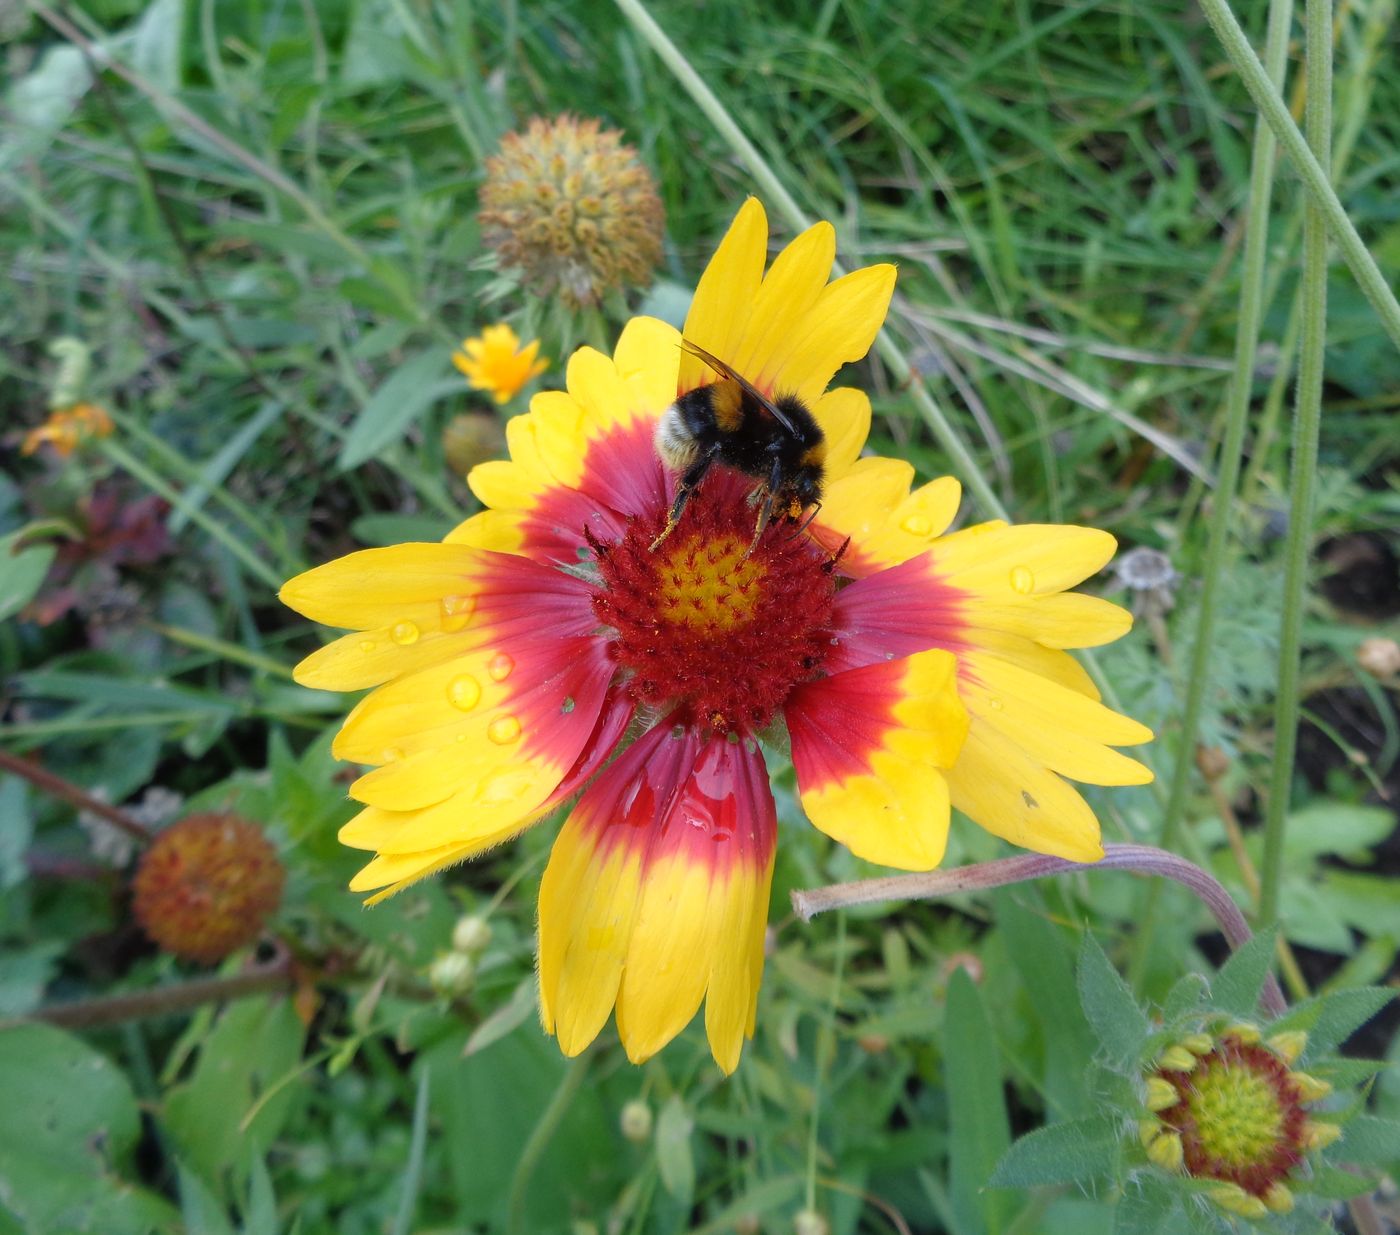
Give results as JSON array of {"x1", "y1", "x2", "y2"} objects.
[{"x1": 793, "y1": 469, "x2": 823, "y2": 510}]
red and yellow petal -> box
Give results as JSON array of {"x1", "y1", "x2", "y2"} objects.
[
  {"x1": 538, "y1": 722, "x2": 776, "y2": 1074},
  {"x1": 786, "y1": 649, "x2": 968, "y2": 870},
  {"x1": 346, "y1": 687, "x2": 637, "y2": 904},
  {"x1": 283, "y1": 547, "x2": 597, "y2": 692},
  {"x1": 454, "y1": 317, "x2": 680, "y2": 564}
]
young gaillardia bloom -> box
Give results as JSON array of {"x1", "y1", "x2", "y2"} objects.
[
  {"x1": 282, "y1": 199, "x2": 1152, "y2": 1072},
  {"x1": 452, "y1": 324, "x2": 549, "y2": 405}
]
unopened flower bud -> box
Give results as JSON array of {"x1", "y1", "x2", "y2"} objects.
[
  {"x1": 1144, "y1": 1077, "x2": 1179, "y2": 1111},
  {"x1": 1357, "y1": 637, "x2": 1400, "y2": 679},
  {"x1": 428, "y1": 951, "x2": 475, "y2": 996},
  {"x1": 1266, "y1": 1030, "x2": 1307, "y2": 1065},
  {"x1": 452, "y1": 914, "x2": 493, "y2": 955},
  {"x1": 1146, "y1": 1129, "x2": 1184, "y2": 1172},
  {"x1": 619, "y1": 1099, "x2": 652, "y2": 1143},
  {"x1": 793, "y1": 1209, "x2": 829, "y2": 1235}
]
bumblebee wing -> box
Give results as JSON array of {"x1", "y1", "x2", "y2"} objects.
[{"x1": 679, "y1": 339, "x2": 800, "y2": 437}]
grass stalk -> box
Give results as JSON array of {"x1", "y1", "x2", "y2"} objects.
[
  {"x1": 1260, "y1": 0, "x2": 1332, "y2": 926},
  {"x1": 1195, "y1": 0, "x2": 1400, "y2": 351},
  {"x1": 612, "y1": 0, "x2": 1008, "y2": 520},
  {"x1": 1133, "y1": 0, "x2": 1294, "y2": 983}
]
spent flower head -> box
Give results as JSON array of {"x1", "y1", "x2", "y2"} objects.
[
  {"x1": 479, "y1": 114, "x2": 664, "y2": 308},
  {"x1": 132, "y1": 813, "x2": 285, "y2": 963},
  {"x1": 282, "y1": 199, "x2": 1154, "y2": 1073}
]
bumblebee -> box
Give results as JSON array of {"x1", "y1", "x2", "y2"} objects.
[{"x1": 651, "y1": 340, "x2": 826, "y2": 553}]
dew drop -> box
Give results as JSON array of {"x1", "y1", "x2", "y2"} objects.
[
  {"x1": 1009, "y1": 565, "x2": 1035, "y2": 595},
  {"x1": 391, "y1": 620, "x2": 421, "y2": 645},
  {"x1": 900, "y1": 513, "x2": 933, "y2": 538},
  {"x1": 561, "y1": 696, "x2": 576, "y2": 714},
  {"x1": 439, "y1": 593, "x2": 476, "y2": 632},
  {"x1": 488, "y1": 715, "x2": 521, "y2": 745},
  {"x1": 358, "y1": 639, "x2": 377, "y2": 654},
  {"x1": 448, "y1": 674, "x2": 481, "y2": 711},
  {"x1": 383, "y1": 745, "x2": 406, "y2": 763},
  {"x1": 989, "y1": 696, "x2": 1004, "y2": 711},
  {"x1": 487, "y1": 652, "x2": 515, "y2": 682},
  {"x1": 671, "y1": 724, "x2": 685, "y2": 740}
]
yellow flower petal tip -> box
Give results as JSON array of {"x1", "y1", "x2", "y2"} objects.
[
  {"x1": 453, "y1": 324, "x2": 549, "y2": 404},
  {"x1": 1156, "y1": 1046, "x2": 1197, "y2": 1072},
  {"x1": 1266, "y1": 1030, "x2": 1307, "y2": 1065},
  {"x1": 1144, "y1": 1076, "x2": 1179, "y2": 1112},
  {"x1": 1145, "y1": 1129, "x2": 1184, "y2": 1172}
]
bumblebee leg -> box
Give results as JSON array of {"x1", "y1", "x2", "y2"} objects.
[
  {"x1": 744, "y1": 456, "x2": 786, "y2": 557},
  {"x1": 650, "y1": 451, "x2": 716, "y2": 551}
]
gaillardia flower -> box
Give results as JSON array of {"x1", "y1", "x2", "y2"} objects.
[
  {"x1": 453, "y1": 325, "x2": 549, "y2": 405},
  {"x1": 282, "y1": 199, "x2": 1152, "y2": 1072},
  {"x1": 21, "y1": 402, "x2": 113, "y2": 457}
]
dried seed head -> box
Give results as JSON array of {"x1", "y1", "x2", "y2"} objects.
[
  {"x1": 479, "y1": 114, "x2": 664, "y2": 308},
  {"x1": 132, "y1": 813, "x2": 285, "y2": 963}
]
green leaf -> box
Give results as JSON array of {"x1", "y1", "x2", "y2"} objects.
[
  {"x1": 1162, "y1": 973, "x2": 1209, "y2": 1022},
  {"x1": 0, "y1": 1024, "x2": 178, "y2": 1232},
  {"x1": 998, "y1": 895, "x2": 1096, "y2": 1117},
  {"x1": 162, "y1": 997, "x2": 307, "y2": 1184},
  {"x1": 391, "y1": 1067, "x2": 431, "y2": 1235},
  {"x1": 989, "y1": 1116, "x2": 1119, "y2": 1188},
  {"x1": 338, "y1": 350, "x2": 460, "y2": 470},
  {"x1": 0, "y1": 46, "x2": 92, "y2": 170},
  {"x1": 1337, "y1": 1115, "x2": 1400, "y2": 1167},
  {"x1": 1077, "y1": 933, "x2": 1148, "y2": 1066},
  {"x1": 1283, "y1": 803, "x2": 1395, "y2": 860},
  {"x1": 945, "y1": 968, "x2": 1013, "y2": 1235},
  {"x1": 1272, "y1": 987, "x2": 1396, "y2": 1058},
  {"x1": 350, "y1": 512, "x2": 454, "y2": 547},
  {"x1": 0, "y1": 778, "x2": 32, "y2": 890},
  {"x1": 1210, "y1": 927, "x2": 1277, "y2": 1017},
  {"x1": 0, "y1": 530, "x2": 56, "y2": 622},
  {"x1": 656, "y1": 1094, "x2": 696, "y2": 1204},
  {"x1": 1302, "y1": 1165, "x2": 1380, "y2": 1201},
  {"x1": 463, "y1": 976, "x2": 538, "y2": 1057},
  {"x1": 130, "y1": 0, "x2": 185, "y2": 92}
]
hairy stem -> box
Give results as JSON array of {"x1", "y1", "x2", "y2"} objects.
[{"x1": 0, "y1": 747, "x2": 153, "y2": 843}]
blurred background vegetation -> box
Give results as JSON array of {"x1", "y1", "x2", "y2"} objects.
[{"x1": 2, "y1": 0, "x2": 1399, "y2": 1231}]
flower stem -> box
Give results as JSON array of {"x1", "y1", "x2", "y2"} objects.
[
  {"x1": 791, "y1": 843, "x2": 1286, "y2": 1017},
  {"x1": 611, "y1": 0, "x2": 1008, "y2": 521},
  {"x1": 506, "y1": 1052, "x2": 589, "y2": 1235},
  {"x1": 1260, "y1": 0, "x2": 1332, "y2": 929},
  {"x1": 23, "y1": 952, "x2": 295, "y2": 1030},
  {"x1": 1141, "y1": 0, "x2": 1294, "y2": 986},
  {"x1": 0, "y1": 747, "x2": 153, "y2": 843},
  {"x1": 1195, "y1": 0, "x2": 1400, "y2": 350}
]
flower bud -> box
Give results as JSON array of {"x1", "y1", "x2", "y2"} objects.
[
  {"x1": 793, "y1": 1210, "x2": 829, "y2": 1235},
  {"x1": 619, "y1": 1099, "x2": 652, "y2": 1144},
  {"x1": 1357, "y1": 637, "x2": 1400, "y2": 679},
  {"x1": 428, "y1": 951, "x2": 475, "y2": 996},
  {"x1": 451, "y1": 914, "x2": 494, "y2": 956}
]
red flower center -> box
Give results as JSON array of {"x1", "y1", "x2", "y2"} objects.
[{"x1": 589, "y1": 473, "x2": 838, "y2": 732}]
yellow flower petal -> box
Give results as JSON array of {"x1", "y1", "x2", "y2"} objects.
[
  {"x1": 730, "y1": 221, "x2": 836, "y2": 387},
  {"x1": 789, "y1": 649, "x2": 969, "y2": 869},
  {"x1": 810, "y1": 386, "x2": 872, "y2": 482},
  {"x1": 680, "y1": 198, "x2": 768, "y2": 392},
  {"x1": 280, "y1": 543, "x2": 486, "y2": 630}
]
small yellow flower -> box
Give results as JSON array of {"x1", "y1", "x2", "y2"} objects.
[
  {"x1": 20, "y1": 402, "x2": 113, "y2": 457},
  {"x1": 452, "y1": 325, "x2": 548, "y2": 405}
]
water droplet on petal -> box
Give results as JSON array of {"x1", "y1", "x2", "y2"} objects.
[
  {"x1": 448, "y1": 674, "x2": 481, "y2": 711},
  {"x1": 561, "y1": 696, "x2": 576, "y2": 714},
  {"x1": 1009, "y1": 565, "x2": 1035, "y2": 595},
  {"x1": 440, "y1": 593, "x2": 476, "y2": 632},
  {"x1": 488, "y1": 652, "x2": 514, "y2": 682},
  {"x1": 383, "y1": 746, "x2": 406, "y2": 763},
  {"x1": 989, "y1": 696, "x2": 1004, "y2": 711},
  {"x1": 488, "y1": 715, "x2": 521, "y2": 745},
  {"x1": 900, "y1": 513, "x2": 933, "y2": 538},
  {"x1": 359, "y1": 639, "x2": 377, "y2": 654},
  {"x1": 391, "y1": 620, "x2": 421, "y2": 645}
]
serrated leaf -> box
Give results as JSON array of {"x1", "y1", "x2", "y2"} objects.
[
  {"x1": 989, "y1": 1116, "x2": 1119, "y2": 1188},
  {"x1": 1274, "y1": 987, "x2": 1396, "y2": 1059},
  {"x1": 1302, "y1": 1165, "x2": 1380, "y2": 1201},
  {"x1": 655, "y1": 1095, "x2": 695, "y2": 1203},
  {"x1": 1162, "y1": 973, "x2": 1209, "y2": 1022},
  {"x1": 338, "y1": 350, "x2": 459, "y2": 470},
  {"x1": 1337, "y1": 1115, "x2": 1400, "y2": 1166},
  {"x1": 1209, "y1": 926, "x2": 1276, "y2": 1017},
  {"x1": 1077, "y1": 933, "x2": 1148, "y2": 1066}
]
